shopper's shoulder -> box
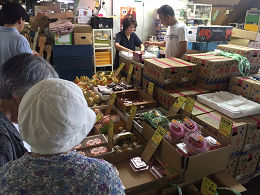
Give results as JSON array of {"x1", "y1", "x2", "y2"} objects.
[{"x1": 176, "y1": 21, "x2": 187, "y2": 28}]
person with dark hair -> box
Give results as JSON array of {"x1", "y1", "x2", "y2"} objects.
[
  {"x1": 114, "y1": 16, "x2": 145, "y2": 69},
  {"x1": 0, "y1": 53, "x2": 58, "y2": 167},
  {"x1": 145, "y1": 4, "x2": 188, "y2": 58},
  {"x1": 0, "y1": 2, "x2": 32, "y2": 65}
]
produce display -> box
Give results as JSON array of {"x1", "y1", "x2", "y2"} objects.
[{"x1": 139, "y1": 109, "x2": 169, "y2": 129}]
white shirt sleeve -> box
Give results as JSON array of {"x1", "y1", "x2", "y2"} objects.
[{"x1": 179, "y1": 25, "x2": 188, "y2": 42}]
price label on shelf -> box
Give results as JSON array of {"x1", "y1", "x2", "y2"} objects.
[
  {"x1": 173, "y1": 96, "x2": 186, "y2": 111},
  {"x1": 127, "y1": 64, "x2": 134, "y2": 83},
  {"x1": 148, "y1": 82, "x2": 154, "y2": 96},
  {"x1": 184, "y1": 97, "x2": 195, "y2": 113},
  {"x1": 130, "y1": 104, "x2": 137, "y2": 118},
  {"x1": 95, "y1": 113, "x2": 102, "y2": 123},
  {"x1": 110, "y1": 93, "x2": 116, "y2": 105},
  {"x1": 113, "y1": 63, "x2": 125, "y2": 77},
  {"x1": 200, "y1": 177, "x2": 217, "y2": 195},
  {"x1": 151, "y1": 126, "x2": 167, "y2": 146},
  {"x1": 108, "y1": 120, "x2": 114, "y2": 138},
  {"x1": 219, "y1": 117, "x2": 233, "y2": 137}
]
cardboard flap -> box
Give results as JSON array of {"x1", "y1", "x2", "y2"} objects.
[{"x1": 74, "y1": 25, "x2": 92, "y2": 33}]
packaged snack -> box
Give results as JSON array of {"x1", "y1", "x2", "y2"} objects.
[
  {"x1": 205, "y1": 136, "x2": 221, "y2": 150},
  {"x1": 168, "y1": 120, "x2": 185, "y2": 139},
  {"x1": 184, "y1": 131, "x2": 208, "y2": 154},
  {"x1": 129, "y1": 157, "x2": 149, "y2": 172},
  {"x1": 176, "y1": 142, "x2": 191, "y2": 156},
  {"x1": 143, "y1": 109, "x2": 169, "y2": 129},
  {"x1": 182, "y1": 118, "x2": 199, "y2": 132}
]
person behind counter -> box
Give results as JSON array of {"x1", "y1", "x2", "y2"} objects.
[
  {"x1": 0, "y1": 53, "x2": 59, "y2": 167},
  {"x1": 0, "y1": 78, "x2": 126, "y2": 194},
  {"x1": 145, "y1": 4, "x2": 188, "y2": 58},
  {"x1": 0, "y1": 2, "x2": 32, "y2": 66},
  {"x1": 114, "y1": 16, "x2": 145, "y2": 69}
]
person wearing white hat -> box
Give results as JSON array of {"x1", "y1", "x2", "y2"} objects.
[
  {"x1": 0, "y1": 78, "x2": 126, "y2": 194},
  {"x1": 0, "y1": 53, "x2": 58, "y2": 167}
]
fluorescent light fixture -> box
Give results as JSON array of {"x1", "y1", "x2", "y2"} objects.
[{"x1": 57, "y1": 0, "x2": 74, "y2": 3}]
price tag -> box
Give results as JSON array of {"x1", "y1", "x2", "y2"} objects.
[
  {"x1": 151, "y1": 126, "x2": 167, "y2": 146},
  {"x1": 113, "y1": 63, "x2": 125, "y2": 77},
  {"x1": 96, "y1": 113, "x2": 102, "y2": 123},
  {"x1": 109, "y1": 93, "x2": 116, "y2": 105},
  {"x1": 200, "y1": 177, "x2": 217, "y2": 195},
  {"x1": 148, "y1": 82, "x2": 154, "y2": 95},
  {"x1": 219, "y1": 117, "x2": 233, "y2": 137},
  {"x1": 127, "y1": 64, "x2": 134, "y2": 83},
  {"x1": 173, "y1": 96, "x2": 186, "y2": 110},
  {"x1": 184, "y1": 97, "x2": 195, "y2": 113},
  {"x1": 108, "y1": 120, "x2": 114, "y2": 138},
  {"x1": 130, "y1": 104, "x2": 137, "y2": 118}
]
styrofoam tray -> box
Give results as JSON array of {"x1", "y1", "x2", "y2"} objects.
[
  {"x1": 197, "y1": 91, "x2": 260, "y2": 119},
  {"x1": 93, "y1": 86, "x2": 111, "y2": 101}
]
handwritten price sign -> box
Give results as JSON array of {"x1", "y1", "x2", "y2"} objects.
[
  {"x1": 219, "y1": 117, "x2": 233, "y2": 137},
  {"x1": 184, "y1": 97, "x2": 195, "y2": 113},
  {"x1": 148, "y1": 82, "x2": 154, "y2": 95},
  {"x1": 201, "y1": 177, "x2": 217, "y2": 195},
  {"x1": 151, "y1": 126, "x2": 167, "y2": 145},
  {"x1": 173, "y1": 96, "x2": 186, "y2": 111}
]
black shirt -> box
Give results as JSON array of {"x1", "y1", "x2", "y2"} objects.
[
  {"x1": 114, "y1": 31, "x2": 142, "y2": 69},
  {"x1": 0, "y1": 111, "x2": 27, "y2": 167}
]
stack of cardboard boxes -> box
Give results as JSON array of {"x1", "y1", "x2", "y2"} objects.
[
  {"x1": 218, "y1": 44, "x2": 260, "y2": 73},
  {"x1": 229, "y1": 76, "x2": 260, "y2": 104},
  {"x1": 184, "y1": 53, "x2": 239, "y2": 91}
]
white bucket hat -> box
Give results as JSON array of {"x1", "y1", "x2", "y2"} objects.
[{"x1": 18, "y1": 78, "x2": 96, "y2": 154}]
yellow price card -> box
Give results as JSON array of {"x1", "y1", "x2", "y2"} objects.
[
  {"x1": 173, "y1": 96, "x2": 186, "y2": 111},
  {"x1": 200, "y1": 177, "x2": 217, "y2": 195},
  {"x1": 96, "y1": 113, "x2": 102, "y2": 123},
  {"x1": 130, "y1": 104, "x2": 137, "y2": 118},
  {"x1": 127, "y1": 64, "x2": 134, "y2": 83},
  {"x1": 219, "y1": 117, "x2": 233, "y2": 137},
  {"x1": 151, "y1": 126, "x2": 167, "y2": 146},
  {"x1": 184, "y1": 97, "x2": 195, "y2": 113},
  {"x1": 109, "y1": 93, "x2": 116, "y2": 105},
  {"x1": 108, "y1": 120, "x2": 114, "y2": 138},
  {"x1": 118, "y1": 62, "x2": 125, "y2": 71},
  {"x1": 148, "y1": 82, "x2": 154, "y2": 95}
]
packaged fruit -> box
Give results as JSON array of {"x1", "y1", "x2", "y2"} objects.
[
  {"x1": 184, "y1": 131, "x2": 208, "y2": 154},
  {"x1": 168, "y1": 120, "x2": 185, "y2": 139}
]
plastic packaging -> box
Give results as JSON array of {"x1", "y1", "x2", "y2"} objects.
[
  {"x1": 182, "y1": 118, "x2": 199, "y2": 132},
  {"x1": 168, "y1": 120, "x2": 185, "y2": 139},
  {"x1": 129, "y1": 157, "x2": 149, "y2": 172},
  {"x1": 143, "y1": 109, "x2": 169, "y2": 129},
  {"x1": 184, "y1": 131, "x2": 208, "y2": 154}
]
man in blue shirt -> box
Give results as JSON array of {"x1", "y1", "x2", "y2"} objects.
[{"x1": 0, "y1": 2, "x2": 32, "y2": 66}]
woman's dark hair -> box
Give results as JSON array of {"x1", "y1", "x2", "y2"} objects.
[
  {"x1": 122, "y1": 16, "x2": 137, "y2": 32},
  {"x1": 157, "y1": 5, "x2": 175, "y2": 17},
  {"x1": 1, "y1": 2, "x2": 29, "y2": 25}
]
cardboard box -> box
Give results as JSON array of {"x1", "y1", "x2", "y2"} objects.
[
  {"x1": 250, "y1": 81, "x2": 260, "y2": 103},
  {"x1": 54, "y1": 33, "x2": 72, "y2": 45},
  {"x1": 227, "y1": 156, "x2": 240, "y2": 178},
  {"x1": 74, "y1": 25, "x2": 92, "y2": 45},
  {"x1": 115, "y1": 89, "x2": 157, "y2": 113},
  {"x1": 196, "y1": 78, "x2": 230, "y2": 92},
  {"x1": 229, "y1": 76, "x2": 256, "y2": 99},
  {"x1": 256, "y1": 155, "x2": 260, "y2": 173},
  {"x1": 187, "y1": 26, "x2": 233, "y2": 42},
  {"x1": 235, "y1": 150, "x2": 260, "y2": 180},
  {"x1": 217, "y1": 44, "x2": 260, "y2": 72},
  {"x1": 144, "y1": 58, "x2": 198, "y2": 89},
  {"x1": 180, "y1": 101, "x2": 214, "y2": 120},
  {"x1": 195, "y1": 111, "x2": 247, "y2": 157},
  {"x1": 232, "y1": 28, "x2": 259, "y2": 41},
  {"x1": 141, "y1": 122, "x2": 231, "y2": 183},
  {"x1": 154, "y1": 86, "x2": 208, "y2": 109},
  {"x1": 184, "y1": 53, "x2": 239, "y2": 80},
  {"x1": 240, "y1": 115, "x2": 260, "y2": 152}
]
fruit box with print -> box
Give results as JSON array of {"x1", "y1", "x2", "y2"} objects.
[
  {"x1": 250, "y1": 81, "x2": 260, "y2": 104},
  {"x1": 217, "y1": 44, "x2": 260, "y2": 73},
  {"x1": 153, "y1": 86, "x2": 208, "y2": 110},
  {"x1": 229, "y1": 76, "x2": 256, "y2": 99},
  {"x1": 143, "y1": 58, "x2": 198, "y2": 89},
  {"x1": 184, "y1": 53, "x2": 239, "y2": 80},
  {"x1": 235, "y1": 150, "x2": 260, "y2": 181},
  {"x1": 196, "y1": 78, "x2": 230, "y2": 92},
  {"x1": 139, "y1": 120, "x2": 230, "y2": 183},
  {"x1": 195, "y1": 111, "x2": 247, "y2": 157},
  {"x1": 227, "y1": 156, "x2": 240, "y2": 178},
  {"x1": 189, "y1": 26, "x2": 233, "y2": 42}
]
